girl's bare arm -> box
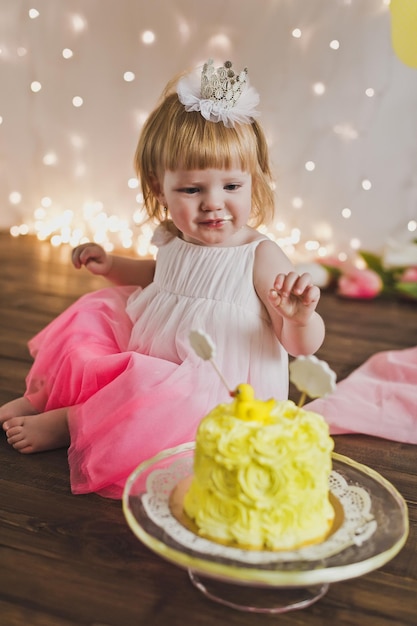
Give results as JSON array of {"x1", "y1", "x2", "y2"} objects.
[
  {"x1": 72, "y1": 243, "x2": 156, "y2": 287},
  {"x1": 253, "y1": 239, "x2": 325, "y2": 356}
]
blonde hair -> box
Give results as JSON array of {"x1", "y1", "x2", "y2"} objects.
[{"x1": 134, "y1": 76, "x2": 275, "y2": 228}]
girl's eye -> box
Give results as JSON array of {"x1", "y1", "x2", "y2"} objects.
[
  {"x1": 181, "y1": 187, "x2": 200, "y2": 194},
  {"x1": 225, "y1": 184, "x2": 240, "y2": 191}
]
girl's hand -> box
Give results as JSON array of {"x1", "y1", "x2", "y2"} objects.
[
  {"x1": 268, "y1": 271, "x2": 320, "y2": 325},
  {"x1": 72, "y1": 243, "x2": 113, "y2": 276}
]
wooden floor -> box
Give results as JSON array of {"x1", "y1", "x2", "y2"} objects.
[{"x1": 0, "y1": 231, "x2": 416, "y2": 626}]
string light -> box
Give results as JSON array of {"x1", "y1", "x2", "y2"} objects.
[
  {"x1": 333, "y1": 124, "x2": 359, "y2": 140},
  {"x1": 291, "y1": 197, "x2": 303, "y2": 209},
  {"x1": 177, "y1": 18, "x2": 191, "y2": 42},
  {"x1": 70, "y1": 135, "x2": 84, "y2": 149},
  {"x1": 305, "y1": 240, "x2": 320, "y2": 251},
  {"x1": 71, "y1": 14, "x2": 87, "y2": 33},
  {"x1": 42, "y1": 152, "x2": 58, "y2": 166},
  {"x1": 9, "y1": 192, "x2": 22, "y2": 205},
  {"x1": 208, "y1": 34, "x2": 232, "y2": 50},
  {"x1": 141, "y1": 30, "x2": 155, "y2": 44},
  {"x1": 275, "y1": 221, "x2": 286, "y2": 232},
  {"x1": 313, "y1": 82, "x2": 326, "y2": 95}
]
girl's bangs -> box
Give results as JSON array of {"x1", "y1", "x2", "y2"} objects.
[{"x1": 162, "y1": 113, "x2": 258, "y2": 172}]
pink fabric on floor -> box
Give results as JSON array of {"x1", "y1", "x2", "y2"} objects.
[{"x1": 306, "y1": 346, "x2": 417, "y2": 443}]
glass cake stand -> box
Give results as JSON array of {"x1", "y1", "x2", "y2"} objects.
[{"x1": 122, "y1": 442, "x2": 408, "y2": 614}]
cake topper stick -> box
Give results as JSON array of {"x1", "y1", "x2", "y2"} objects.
[{"x1": 189, "y1": 329, "x2": 232, "y2": 394}]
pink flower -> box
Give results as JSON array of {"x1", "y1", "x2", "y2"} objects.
[
  {"x1": 399, "y1": 267, "x2": 417, "y2": 283},
  {"x1": 338, "y1": 268, "x2": 383, "y2": 299}
]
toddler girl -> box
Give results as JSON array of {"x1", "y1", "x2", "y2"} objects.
[{"x1": 1, "y1": 60, "x2": 325, "y2": 497}]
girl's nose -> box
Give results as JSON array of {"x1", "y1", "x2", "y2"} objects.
[{"x1": 201, "y1": 190, "x2": 224, "y2": 211}]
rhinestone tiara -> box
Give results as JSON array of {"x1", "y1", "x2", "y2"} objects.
[
  {"x1": 177, "y1": 59, "x2": 260, "y2": 127},
  {"x1": 200, "y1": 60, "x2": 248, "y2": 110}
]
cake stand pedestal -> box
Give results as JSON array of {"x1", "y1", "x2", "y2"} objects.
[
  {"x1": 188, "y1": 571, "x2": 328, "y2": 613},
  {"x1": 123, "y1": 442, "x2": 408, "y2": 614}
]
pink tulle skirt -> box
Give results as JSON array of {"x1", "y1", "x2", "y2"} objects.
[{"x1": 25, "y1": 286, "x2": 217, "y2": 498}]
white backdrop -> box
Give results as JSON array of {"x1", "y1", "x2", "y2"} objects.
[{"x1": 1, "y1": 0, "x2": 417, "y2": 260}]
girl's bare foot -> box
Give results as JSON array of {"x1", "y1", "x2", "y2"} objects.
[
  {"x1": 0, "y1": 397, "x2": 38, "y2": 425},
  {"x1": 2, "y1": 408, "x2": 70, "y2": 453}
]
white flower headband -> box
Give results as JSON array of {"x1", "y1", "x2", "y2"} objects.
[{"x1": 177, "y1": 59, "x2": 260, "y2": 128}]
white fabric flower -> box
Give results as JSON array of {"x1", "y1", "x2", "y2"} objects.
[{"x1": 177, "y1": 64, "x2": 260, "y2": 128}]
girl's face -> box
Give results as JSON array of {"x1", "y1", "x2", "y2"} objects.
[{"x1": 158, "y1": 168, "x2": 253, "y2": 246}]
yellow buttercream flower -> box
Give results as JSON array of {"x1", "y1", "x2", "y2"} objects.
[{"x1": 237, "y1": 463, "x2": 282, "y2": 509}]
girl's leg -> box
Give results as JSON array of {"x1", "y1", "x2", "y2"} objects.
[
  {"x1": 0, "y1": 397, "x2": 38, "y2": 425},
  {"x1": 2, "y1": 407, "x2": 70, "y2": 453}
]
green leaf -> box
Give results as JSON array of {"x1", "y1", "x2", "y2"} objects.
[
  {"x1": 358, "y1": 250, "x2": 397, "y2": 289},
  {"x1": 395, "y1": 282, "x2": 417, "y2": 300},
  {"x1": 358, "y1": 251, "x2": 384, "y2": 274}
]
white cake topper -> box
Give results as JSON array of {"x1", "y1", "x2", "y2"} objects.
[
  {"x1": 189, "y1": 329, "x2": 232, "y2": 393},
  {"x1": 289, "y1": 355, "x2": 337, "y2": 406}
]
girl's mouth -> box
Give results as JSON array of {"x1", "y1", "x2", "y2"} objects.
[{"x1": 199, "y1": 217, "x2": 233, "y2": 228}]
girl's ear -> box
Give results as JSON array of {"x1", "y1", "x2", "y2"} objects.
[{"x1": 149, "y1": 173, "x2": 165, "y2": 205}]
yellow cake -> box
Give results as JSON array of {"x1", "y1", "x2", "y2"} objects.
[{"x1": 183, "y1": 384, "x2": 335, "y2": 551}]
